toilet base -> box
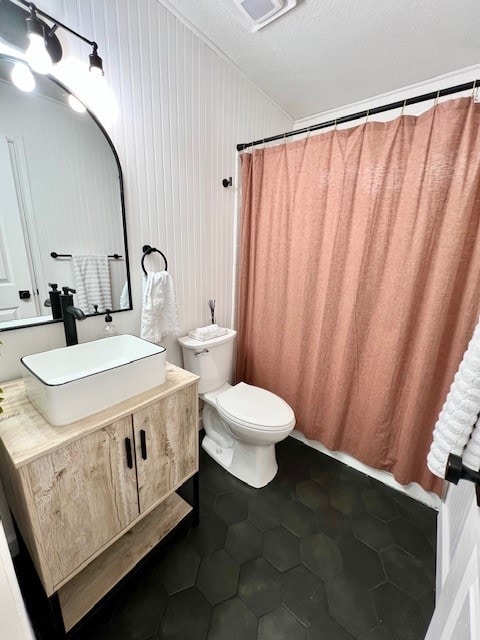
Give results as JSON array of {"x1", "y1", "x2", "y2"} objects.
[{"x1": 202, "y1": 434, "x2": 278, "y2": 488}]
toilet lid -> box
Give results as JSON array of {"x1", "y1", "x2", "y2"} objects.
[{"x1": 217, "y1": 382, "x2": 295, "y2": 430}]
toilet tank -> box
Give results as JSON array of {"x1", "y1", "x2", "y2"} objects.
[{"x1": 178, "y1": 329, "x2": 236, "y2": 394}]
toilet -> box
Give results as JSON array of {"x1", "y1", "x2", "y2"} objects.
[{"x1": 178, "y1": 329, "x2": 295, "y2": 488}]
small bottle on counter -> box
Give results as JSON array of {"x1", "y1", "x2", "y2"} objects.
[{"x1": 101, "y1": 309, "x2": 119, "y2": 338}]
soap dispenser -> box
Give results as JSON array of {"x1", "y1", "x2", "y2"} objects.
[{"x1": 101, "y1": 310, "x2": 119, "y2": 338}]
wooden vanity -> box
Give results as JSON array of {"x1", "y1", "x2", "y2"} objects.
[{"x1": 0, "y1": 362, "x2": 199, "y2": 636}]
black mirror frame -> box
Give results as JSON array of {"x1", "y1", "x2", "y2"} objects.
[{"x1": 0, "y1": 54, "x2": 132, "y2": 333}]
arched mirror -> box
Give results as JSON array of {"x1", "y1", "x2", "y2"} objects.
[{"x1": 0, "y1": 54, "x2": 131, "y2": 331}]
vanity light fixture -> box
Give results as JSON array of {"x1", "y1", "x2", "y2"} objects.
[
  {"x1": 1, "y1": 1, "x2": 107, "y2": 81},
  {"x1": 10, "y1": 61, "x2": 35, "y2": 92},
  {"x1": 89, "y1": 44, "x2": 104, "y2": 78}
]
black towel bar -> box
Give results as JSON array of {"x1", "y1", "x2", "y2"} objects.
[{"x1": 50, "y1": 252, "x2": 122, "y2": 259}]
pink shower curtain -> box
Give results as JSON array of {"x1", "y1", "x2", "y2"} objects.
[{"x1": 236, "y1": 98, "x2": 480, "y2": 494}]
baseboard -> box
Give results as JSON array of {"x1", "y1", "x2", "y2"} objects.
[{"x1": 291, "y1": 430, "x2": 441, "y2": 510}]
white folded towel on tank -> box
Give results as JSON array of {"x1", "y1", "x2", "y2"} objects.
[
  {"x1": 427, "y1": 319, "x2": 480, "y2": 478},
  {"x1": 141, "y1": 271, "x2": 179, "y2": 344},
  {"x1": 188, "y1": 324, "x2": 228, "y2": 341}
]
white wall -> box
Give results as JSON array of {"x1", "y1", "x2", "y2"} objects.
[
  {"x1": 285, "y1": 64, "x2": 480, "y2": 509},
  {"x1": 0, "y1": 0, "x2": 292, "y2": 549},
  {"x1": 0, "y1": 0, "x2": 292, "y2": 384}
]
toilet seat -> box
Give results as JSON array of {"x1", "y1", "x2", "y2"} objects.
[{"x1": 217, "y1": 382, "x2": 295, "y2": 431}]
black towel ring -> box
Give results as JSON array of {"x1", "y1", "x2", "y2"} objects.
[{"x1": 141, "y1": 245, "x2": 168, "y2": 275}]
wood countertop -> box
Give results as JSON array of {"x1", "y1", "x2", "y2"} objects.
[{"x1": 0, "y1": 362, "x2": 198, "y2": 469}]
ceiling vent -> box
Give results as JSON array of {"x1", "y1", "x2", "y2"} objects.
[{"x1": 224, "y1": 0, "x2": 297, "y2": 32}]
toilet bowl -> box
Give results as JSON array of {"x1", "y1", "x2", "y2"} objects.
[{"x1": 178, "y1": 330, "x2": 295, "y2": 488}]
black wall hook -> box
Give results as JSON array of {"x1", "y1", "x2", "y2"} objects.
[
  {"x1": 445, "y1": 453, "x2": 480, "y2": 506},
  {"x1": 222, "y1": 177, "x2": 232, "y2": 188}
]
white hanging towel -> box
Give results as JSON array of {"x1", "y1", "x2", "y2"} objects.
[
  {"x1": 119, "y1": 281, "x2": 130, "y2": 309},
  {"x1": 427, "y1": 319, "x2": 480, "y2": 478},
  {"x1": 141, "y1": 271, "x2": 179, "y2": 343},
  {"x1": 71, "y1": 254, "x2": 112, "y2": 314}
]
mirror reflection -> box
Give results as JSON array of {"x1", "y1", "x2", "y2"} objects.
[{"x1": 0, "y1": 56, "x2": 130, "y2": 331}]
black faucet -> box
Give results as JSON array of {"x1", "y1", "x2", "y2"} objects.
[{"x1": 60, "y1": 287, "x2": 86, "y2": 346}]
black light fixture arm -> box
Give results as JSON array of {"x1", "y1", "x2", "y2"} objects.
[
  {"x1": 17, "y1": 0, "x2": 98, "y2": 49},
  {"x1": 45, "y1": 22, "x2": 58, "y2": 38}
]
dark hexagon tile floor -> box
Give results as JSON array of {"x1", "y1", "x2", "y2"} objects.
[{"x1": 69, "y1": 436, "x2": 437, "y2": 640}]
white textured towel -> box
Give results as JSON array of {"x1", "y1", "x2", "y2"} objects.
[
  {"x1": 427, "y1": 319, "x2": 480, "y2": 478},
  {"x1": 188, "y1": 324, "x2": 228, "y2": 341},
  {"x1": 72, "y1": 255, "x2": 112, "y2": 314},
  {"x1": 141, "y1": 271, "x2": 179, "y2": 343}
]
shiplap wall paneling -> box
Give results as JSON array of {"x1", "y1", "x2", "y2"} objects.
[
  {"x1": 0, "y1": 0, "x2": 292, "y2": 548},
  {"x1": 0, "y1": 0, "x2": 292, "y2": 385}
]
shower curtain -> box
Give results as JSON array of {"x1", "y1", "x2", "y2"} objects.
[{"x1": 236, "y1": 98, "x2": 480, "y2": 494}]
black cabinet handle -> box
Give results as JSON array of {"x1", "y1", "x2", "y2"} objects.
[
  {"x1": 140, "y1": 429, "x2": 147, "y2": 460},
  {"x1": 125, "y1": 437, "x2": 133, "y2": 469}
]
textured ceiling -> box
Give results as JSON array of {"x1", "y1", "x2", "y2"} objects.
[{"x1": 164, "y1": 0, "x2": 480, "y2": 119}]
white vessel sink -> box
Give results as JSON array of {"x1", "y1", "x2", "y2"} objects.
[{"x1": 21, "y1": 335, "x2": 167, "y2": 426}]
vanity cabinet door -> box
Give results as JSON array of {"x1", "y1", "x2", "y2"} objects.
[
  {"x1": 133, "y1": 384, "x2": 198, "y2": 514},
  {"x1": 23, "y1": 416, "x2": 139, "y2": 587}
]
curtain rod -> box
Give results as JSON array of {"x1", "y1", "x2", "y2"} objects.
[{"x1": 236, "y1": 79, "x2": 480, "y2": 152}]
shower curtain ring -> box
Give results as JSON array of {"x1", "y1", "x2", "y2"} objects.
[
  {"x1": 473, "y1": 80, "x2": 479, "y2": 103},
  {"x1": 434, "y1": 90, "x2": 441, "y2": 108},
  {"x1": 401, "y1": 99, "x2": 407, "y2": 116},
  {"x1": 365, "y1": 109, "x2": 370, "y2": 124},
  {"x1": 305, "y1": 123, "x2": 312, "y2": 144},
  {"x1": 334, "y1": 118, "x2": 338, "y2": 132}
]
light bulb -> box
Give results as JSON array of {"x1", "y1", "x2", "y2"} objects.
[
  {"x1": 68, "y1": 94, "x2": 87, "y2": 113},
  {"x1": 89, "y1": 47, "x2": 104, "y2": 81},
  {"x1": 10, "y1": 63, "x2": 35, "y2": 92},
  {"x1": 88, "y1": 62, "x2": 108, "y2": 100},
  {"x1": 89, "y1": 65, "x2": 103, "y2": 80},
  {"x1": 25, "y1": 33, "x2": 53, "y2": 75}
]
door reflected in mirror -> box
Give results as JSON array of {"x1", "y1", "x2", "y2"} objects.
[{"x1": 0, "y1": 55, "x2": 131, "y2": 331}]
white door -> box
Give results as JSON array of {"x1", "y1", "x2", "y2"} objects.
[
  {"x1": 0, "y1": 135, "x2": 38, "y2": 321},
  {"x1": 425, "y1": 481, "x2": 480, "y2": 640},
  {"x1": 0, "y1": 521, "x2": 35, "y2": 640}
]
